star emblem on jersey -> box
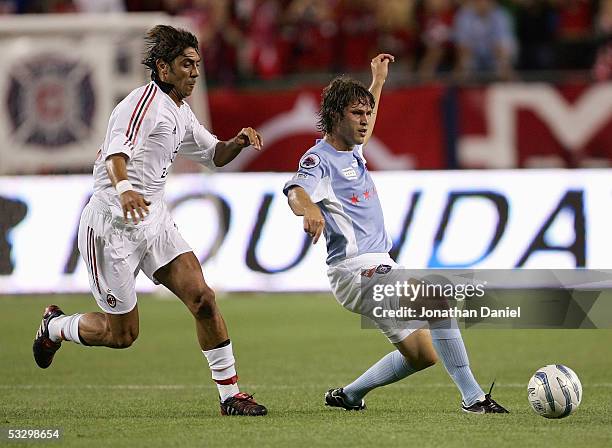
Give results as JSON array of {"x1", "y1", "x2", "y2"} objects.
[
  {"x1": 299, "y1": 153, "x2": 321, "y2": 169},
  {"x1": 349, "y1": 189, "x2": 376, "y2": 204}
]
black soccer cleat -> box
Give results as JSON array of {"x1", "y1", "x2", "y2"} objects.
[
  {"x1": 220, "y1": 392, "x2": 268, "y2": 416},
  {"x1": 325, "y1": 388, "x2": 366, "y2": 411},
  {"x1": 33, "y1": 305, "x2": 64, "y2": 369},
  {"x1": 461, "y1": 382, "x2": 509, "y2": 414}
]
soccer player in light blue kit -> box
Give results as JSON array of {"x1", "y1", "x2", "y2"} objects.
[{"x1": 283, "y1": 54, "x2": 508, "y2": 413}]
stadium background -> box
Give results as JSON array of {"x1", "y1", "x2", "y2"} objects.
[{"x1": 1, "y1": 1, "x2": 611, "y2": 447}]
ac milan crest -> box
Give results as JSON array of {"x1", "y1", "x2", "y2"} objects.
[{"x1": 106, "y1": 294, "x2": 117, "y2": 308}]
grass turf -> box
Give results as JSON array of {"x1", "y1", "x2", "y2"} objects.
[{"x1": 1, "y1": 293, "x2": 611, "y2": 447}]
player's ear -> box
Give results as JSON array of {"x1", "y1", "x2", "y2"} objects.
[
  {"x1": 156, "y1": 59, "x2": 168, "y2": 80},
  {"x1": 331, "y1": 111, "x2": 342, "y2": 129}
]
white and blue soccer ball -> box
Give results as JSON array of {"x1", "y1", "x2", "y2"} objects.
[{"x1": 527, "y1": 364, "x2": 582, "y2": 419}]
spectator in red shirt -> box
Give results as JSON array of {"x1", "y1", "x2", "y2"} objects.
[
  {"x1": 376, "y1": 0, "x2": 418, "y2": 71},
  {"x1": 553, "y1": 0, "x2": 595, "y2": 69},
  {"x1": 336, "y1": 0, "x2": 378, "y2": 71},
  {"x1": 180, "y1": 0, "x2": 242, "y2": 85},
  {"x1": 283, "y1": 0, "x2": 338, "y2": 73},
  {"x1": 241, "y1": 0, "x2": 285, "y2": 79}
]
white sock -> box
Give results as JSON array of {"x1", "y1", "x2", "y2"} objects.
[
  {"x1": 216, "y1": 383, "x2": 240, "y2": 402},
  {"x1": 343, "y1": 350, "x2": 416, "y2": 405},
  {"x1": 202, "y1": 341, "x2": 240, "y2": 401},
  {"x1": 48, "y1": 314, "x2": 84, "y2": 344},
  {"x1": 430, "y1": 319, "x2": 485, "y2": 406}
]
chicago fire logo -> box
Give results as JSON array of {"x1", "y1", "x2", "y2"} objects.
[
  {"x1": 6, "y1": 54, "x2": 96, "y2": 148},
  {"x1": 299, "y1": 153, "x2": 321, "y2": 169},
  {"x1": 375, "y1": 264, "x2": 392, "y2": 274}
]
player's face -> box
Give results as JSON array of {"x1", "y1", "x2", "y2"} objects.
[
  {"x1": 335, "y1": 101, "x2": 372, "y2": 147},
  {"x1": 167, "y1": 47, "x2": 201, "y2": 99}
]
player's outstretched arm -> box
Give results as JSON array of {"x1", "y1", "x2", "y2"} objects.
[
  {"x1": 365, "y1": 53, "x2": 395, "y2": 146},
  {"x1": 287, "y1": 186, "x2": 325, "y2": 244},
  {"x1": 106, "y1": 154, "x2": 150, "y2": 224},
  {"x1": 213, "y1": 127, "x2": 263, "y2": 167}
]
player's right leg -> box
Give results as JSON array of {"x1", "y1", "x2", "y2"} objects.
[
  {"x1": 326, "y1": 328, "x2": 437, "y2": 410},
  {"x1": 325, "y1": 255, "x2": 437, "y2": 410},
  {"x1": 152, "y1": 251, "x2": 267, "y2": 416}
]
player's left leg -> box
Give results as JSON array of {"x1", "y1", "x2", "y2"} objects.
[
  {"x1": 326, "y1": 329, "x2": 437, "y2": 410},
  {"x1": 153, "y1": 252, "x2": 266, "y2": 416},
  {"x1": 428, "y1": 319, "x2": 508, "y2": 413},
  {"x1": 402, "y1": 275, "x2": 508, "y2": 413},
  {"x1": 33, "y1": 206, "x2": 142, "y2": 368}
]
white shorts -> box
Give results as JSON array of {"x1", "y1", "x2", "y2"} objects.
[
  {"x1": 327, "y1": 253, "x2": 426, "y2": 344},
  {"x1": 77, "y1": 196, "x2": 192, "y2": 314}
]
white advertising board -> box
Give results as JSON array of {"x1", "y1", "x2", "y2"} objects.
[{"x1": 0, "y1": 170, "x2": 610, "y2": 293}]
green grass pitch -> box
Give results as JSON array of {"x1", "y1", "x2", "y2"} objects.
[{"x1": 1, "y1": 293, "x2": 611, "y2": 447}]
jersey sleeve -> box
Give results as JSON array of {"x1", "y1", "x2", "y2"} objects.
[
  {"x1": 282, "y1": 152, "x2": 328, "y2": 202},
  {"x1": 179, "y1": 107, "x2": 219, "y2": 171},
  {"x1": 103, "y1": 85, "x2": 158, "y2": 160}
]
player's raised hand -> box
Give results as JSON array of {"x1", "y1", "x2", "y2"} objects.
[
  {"x1": 120, "y1": 190, "x2": 150, "y2": 225},
  {"x1": 235, "y1": 127, "x2": 263, "y2": 151},
  {"x1": 371, "y1": 53, "x2": 395, "y2": 82},
  {"x1": 303, "y1": 205, "x2": 325, "y2": 244}
]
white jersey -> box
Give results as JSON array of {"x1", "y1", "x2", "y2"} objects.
[{"x1": 92, "y1": 81, "x2": 219, "y2": 224}]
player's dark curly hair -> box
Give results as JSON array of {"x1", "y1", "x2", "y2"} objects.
[
  {"x1": 142, "y1": 25, "x2": 199, "y2": 80},
  {"x1": 316, "y1": 76, "x2": 375, "y2": 135}
]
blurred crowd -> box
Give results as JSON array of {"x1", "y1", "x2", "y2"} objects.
[{"x1": 2, "y1": 0, "x2": 611, "y2": 84}]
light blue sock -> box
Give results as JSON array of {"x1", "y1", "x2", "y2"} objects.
[
  {"x1": 343, "y1": 350, "x2": 416, "y2": 405},
  {"x1": 430, "y1": 319, "x2": 485, "y2": 406}
]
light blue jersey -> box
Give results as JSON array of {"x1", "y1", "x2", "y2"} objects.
[{"x1": 283, "y1": 139, "x2": 392, "y2": 265}]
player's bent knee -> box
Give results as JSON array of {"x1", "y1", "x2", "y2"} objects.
[
  {"x1": 412, "y1": 351, "x2": 438, "y2": 371},
  {"x1": 110, "y1": 335, "x2": 136, "y2": 349},
  {"x1": 109, "y1": 330, "x2": 138, "y2": 349},
  {"x1": 190, "y1": 287, "x2": 217, "y2": 320},
  {"x1": 423, "y1": 351, "x2": 438, "y2": 368},
  {"x1": 412, "y1": 357, "x2": 436, "y2": 371}
]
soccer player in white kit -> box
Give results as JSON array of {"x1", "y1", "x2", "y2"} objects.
[
  {"x1": 33, "y1": 25, "x2": 266, "y2": 416},
  {"x1": 284, "y1": 54, "x2": 508, "y2": 414}
]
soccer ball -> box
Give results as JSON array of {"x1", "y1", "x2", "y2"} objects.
[{"x1": 527, "y1": 364, "x2": 582, "y2": 419}]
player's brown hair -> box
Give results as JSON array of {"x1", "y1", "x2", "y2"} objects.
[
  {"x1": 142, "y1": 25, "x2": 199, "y2": 80},
  {"x1": 317, "y1": 76, "x2": 375, "y2": 135}
]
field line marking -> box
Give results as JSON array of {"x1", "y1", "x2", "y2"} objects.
[{"x1": 1, "y1": 383, "x2": 611, "y2": 390}]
